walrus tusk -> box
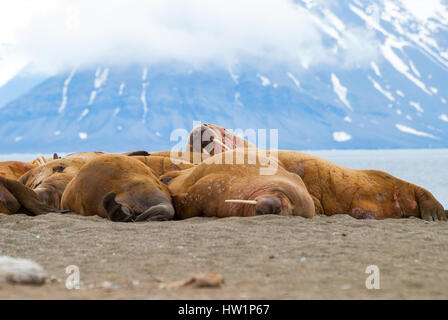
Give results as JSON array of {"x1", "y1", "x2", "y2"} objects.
[{"x1": 225, "y1": 200, "x2": 258, "y2": 205}]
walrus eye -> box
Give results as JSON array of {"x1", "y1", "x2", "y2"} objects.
[{"x1": 53, "y1": 165, "x2": 65, "y2": 173}]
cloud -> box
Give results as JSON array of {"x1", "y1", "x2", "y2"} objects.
[{"x1": 4, "y1": 0, "x2": 380, "y2": 74}]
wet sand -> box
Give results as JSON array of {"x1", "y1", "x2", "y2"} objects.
[{"x1": 0, "y1": 212, "x2": 447, "y2": 299}]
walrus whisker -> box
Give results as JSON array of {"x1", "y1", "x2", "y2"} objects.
[{"x1": 225, "y1": 200, "x2": 258, "y2": 205}]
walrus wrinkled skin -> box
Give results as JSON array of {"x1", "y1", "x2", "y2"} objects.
[
  {"x1": 0, "y1": 176, "x2": 21, "y2": 214},
  {"x1": 18, "y1": 157, "x2": 89, "y2": 211},
  {"x1": 162, "y1": 150, "x2": 315, "y2": 219},
  {"x1": 0, "y1": 152, "x2": 186, "y2": 216},
  {"x1": 61, "y1": 155, "x2": 175, "y2": 222},
  {"x1": 0, "y1": 161, "x2": 36, "y2": 180},
  {"x1": 0, "y1": 161, "x2": 36, "y2": 214},
  {"x1": 132, "y1": 155, "x2": 194, "y2": 177},
  {"x1": 275, "y1": 150, "x2": 446, "y2": 221},
  {"x1": 185, "y1": 124, "x2": 447, "y2": 221}
]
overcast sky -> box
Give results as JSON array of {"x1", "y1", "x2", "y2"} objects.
[{"x1": 0, "y1": 0, "x2": 444, "y2": 86}]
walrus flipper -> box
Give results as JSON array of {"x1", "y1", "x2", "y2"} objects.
[
  {"x1": 4, "y1": 178, "x2": 57, "y2": 215},
  {"x1": 0, "y1": 177, "x2": 21, "y2": 214},
  {"x1": 102, "y1": 192, "x2": 135, "y2": 222},
  {"x1": 415, "y1": 187, "x2": 447, "y2": 221},
  {"x1": 135, "y1": 203, "x2": 175, "y2": 222}
]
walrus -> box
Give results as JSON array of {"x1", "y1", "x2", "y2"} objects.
[
  {"x1": 186, "y1": 123, "x2": 256, "y2": 156},
  {"x1": 184, "y1": 124, "x2": 447, "y2": 221},
  {"x1": 0, "y1": 161, "x2": 36, "y2": 180},
  {"x1": 0, "y1": 175, "x2": 59, "y2": 215},
  {"x1": 161, "y1": 150, "x2": 315, "y2": 219},
  {"x1": 0, "y1": 157, "x2": 89, "y2": 216},
  {"x1": 0, "y1": 176, "x2": 21, "y2": 214},
  {"x1": 64, "y1": 151, "x2": 106, "y2": 162},
  {"x1": 61, "y1": 154, "x2": 175, "y2": 222},
  {"x1": 17, "y1": 157, "x2": 89, "y2": 211},
  {"x1": 132, "y1": 155, "x2": 194, "y2": 177},
  {"x1": 0, "y1": 161, "x2": 37, "y2": 214}
]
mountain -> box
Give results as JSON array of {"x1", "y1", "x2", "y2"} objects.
[
  {"x1": 1, "y1": 0, "x2": 448, "y2": 153},
  {"x1": 0, "y1": 66, "x2": 48, "y2": 109}
]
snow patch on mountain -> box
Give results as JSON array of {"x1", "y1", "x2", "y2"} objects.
[
  {"x1": 380, "y1": 39, "x2": 432, "y2": 95},
  {"x1": 141, "y1": 67, "x2": 149, "y2": 123},
  {"x1": 78, "y1": 108, "x2": 89, "y2": 121},
  {"x1": 368, "y1": 76, "x2": 394, "y2": 101},
  {"x1": 439, "y1": 114, "x2": 448, "y2": 122},
  {"x1": 395, "y1": 124, "x2": 436, "y2": 139},
  {"x1": 286, "y1": 72, "x2": 301, "y2": 89},
  {"x1": 409, "y1": 101, "x2": 424, "y2": 113},
  {"x1": 118, "y1": 82, "x2": 125, "y2": 96},
  {"x1": 333, "y1": 131, "x2": 352, "y2": 142},
  {"x1": 58, "y1": 67, "x2": 76, "y2": 113},
  {"x1": 331, "y1": 73, "x2": 352, "y2": 110},
  {"x1": 370, "y1": 61, "x2": 381, "y2": 77},
  {"x1": 88, "y1": 67, "x2": 109, "y2": 105},
  {"x1": 257, "y1": 74, "x2": 271, "y2": 87}
]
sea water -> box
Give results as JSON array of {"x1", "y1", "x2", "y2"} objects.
[{"x1": 1, "y1": 149, "x2": 447, "y2": 208}]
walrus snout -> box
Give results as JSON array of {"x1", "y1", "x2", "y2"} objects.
[
  {"x1": 102, "y1": 192, "x2": 135, "y2": 222},
  {"x1": 254, "y1": 196, "x2": 282, "y2": 215},
  {"x1": 135, "y1": 203, "x2": 175, "y2": 222}
]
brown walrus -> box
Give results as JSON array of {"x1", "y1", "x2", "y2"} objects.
[
  {"x1": 0, "y1": 161, "x2": 36, "y2": 180},
  {"x1": 161, "y1": 150, "x2": 315, "y2": 219},
  {"x1": 61, "y1": 154, "x2": 175, "y2": 222},
  {"x1": 0, "y1": 176, "x2": 21, "y2": 214},
  {"x1": 184, "y1": 124, "x2": 447, "y2": 221},
  {"x1": 0, "y1": 161, "x2": 37, "y2": 214},
  {"x1": 132, "y1": 155, "x2": 194, "y2": 177},
  {"x1": 1, "y1": 152, "x2": 187, "y2": 217},
  {"x1": 186, "y1": 123, "x2": 256, "y2": 156},
  {"x1": 18, "y1": 157, "x2": 90, "y2": 211},
  {"x1": 0, "y1": 153, "x2": 107, "y2": 215}
]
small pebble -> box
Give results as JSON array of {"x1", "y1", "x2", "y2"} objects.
[
  {"x1": 300, "y1": 257, "x2": 307, "y2": 263},
  {"x1": 132, "y1": 280, "x2": 140, "y2": 286},
  {"x1": 101, "y1": 281, "x2": 121, "y2": 290}
]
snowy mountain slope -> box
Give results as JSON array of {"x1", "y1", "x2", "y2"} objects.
[{"x1": 0, "y1": 0, "x2": 447, "y2": 153}]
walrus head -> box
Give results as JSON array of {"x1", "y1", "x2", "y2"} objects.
[
  {"x1": 19, "y1": 158, "x2": 86, "y2": 189},
  {"x1": 187, "y1": 124, "x2": 255, "y2": 155},
  {"x1": 226, "y1": 179, "x2": 315, "y2": 218},
  {"x1": 102, "y1": 191, "x2": 175, "y2": 222}
]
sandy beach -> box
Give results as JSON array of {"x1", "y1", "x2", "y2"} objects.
[{"x1": 0, "y1": 212, "x2": 447, "y2": 299}]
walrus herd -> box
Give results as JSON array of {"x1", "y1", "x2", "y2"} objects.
[{"x1": 0, "y1": 124, "x2": 446, "y2": 222}]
